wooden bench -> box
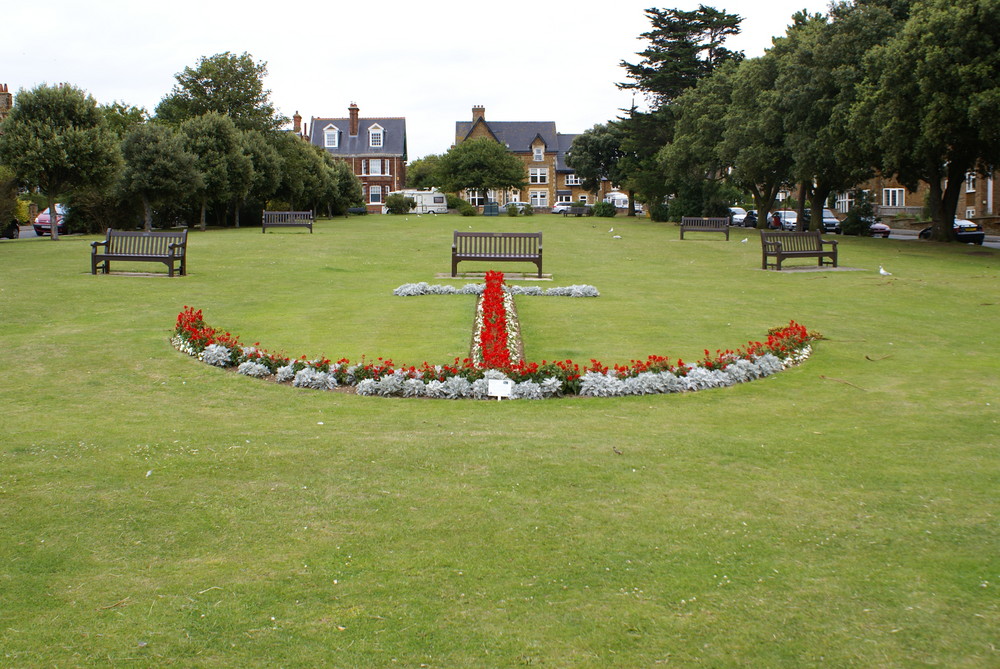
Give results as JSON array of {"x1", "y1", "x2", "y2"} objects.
[
  {"x1": 262, "y1": 210, "x2": 313, "y2": 233},
  {"x1": 452, "y1": 231, "x2": 543, "y2": 278},
  {"x1": 760, "y1": 230, "x2": 838, "y2": 270},
  {"x1": 562, "y1": 206, "x2": 589, "y2": 217},
  {"x1": 680, "y1": 217, "x2": 730, "y2": 240},
  {"x1": 91, "y1": 229, "x2": 188, "y2": 276}
]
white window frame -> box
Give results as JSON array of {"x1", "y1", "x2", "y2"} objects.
[
  {"x1": 835, "y1": 192, "x2": 853, "y2": 213},
  {"x1": 369, "y1": 159, "x2": 383, "y2": 176},
  {"x1": 323, "y1": 124, "x2": 339, "y2": 148},
  {"x1": 368, "y1": 124, "x2": 384, "y2": 148},
  {"x1": 529, "y1": 168, "x2": 548, "y2": 184},
  {"x1": 578, "y1": 195, "x2": 589, "y2": 204},
  {"x1": 529, "y1": 190, "x2": 548, "y2": 208},
  {"x1": 882, "y1": 188, "x2": 905, "y2": 208},
  {"x1": 369, "y1": 185, "x2": 383, "y2": 204},
  {"x1": 966, "y1": 172, "x2": 977, "y2": 192},
  {"x1": 533, "y1": 146, "x2": 544, "y2": 162},
  {"x1": 556, "y1": 194, "x2": 573, "y2": 204},
  {"x1": 565, "y1": 174, "x2": 581, "y2": 186},
  {"x1": 966, "y1": 207, "x2": 976, "y2": 219}
]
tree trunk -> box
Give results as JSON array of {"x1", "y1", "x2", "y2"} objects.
[
  {"x1": 811, "y1": 182, "x2": 832, "y2": 235},
  {"x1": 47, "y1": 194, "x2": 59, "y2": 241},
  {"x1": 627, "y1": 189, "x2": 637, "y2": 217},
  {"x1": 199, "y1": 200, "x2": 207, "y2": 231},
  {"x1": 142, "y1": 196, "x2": 153, "y2": 232},
  {"x1": 937, "y1": 161, "x2": 967, "y2": 241},
  {"x1": 234, "y1": 201, "x2": 241, "y2": 228},
  {"x1": 795, "y1": 181, "x2": 811, "y2": 231}
]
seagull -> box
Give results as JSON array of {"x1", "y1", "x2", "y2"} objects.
[
  {"x1": 740, "y1": 237, "x2": 748, "y2": 243},
  {"x1": 608, "y1": 227, "x2": 614, "y2": 233},
  {"x1": 613, "y1": 235, "x2": 622, "y2": 239},
  {"x1": 879, "y1": 265, "x2": 892, "y2": 276}
]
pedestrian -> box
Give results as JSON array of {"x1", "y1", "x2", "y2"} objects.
[{"x1": 770, "y1": 211, "x2": 781, "y2": 229}]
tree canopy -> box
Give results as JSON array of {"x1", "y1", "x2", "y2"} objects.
[
  {"x1": 0, "y1": 83, "x2": 121, "y2": 239},
  {"x1": 156, "y1": 52, "x2": 287, "y2": 132},
  {"x1": 119, "y1": 123, "x2": 202, "y2": 231},
  {"x1": 437, "y1": 138, "x2": 526, "y2": 202}
]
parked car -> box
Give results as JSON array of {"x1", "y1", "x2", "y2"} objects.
[
  {"x1": 2, "y1": 217, "x2": 19, "y2": 239},
  {"x1": 821, "y1": 208, "x2": 842, "y2": 234},
  {"x1": 551, "y1": 201, "x2": 589, "y2": 214},
  {"x1": 766, "y1": 210, "x2": 798, "y2": 231},
  {"x1": 603, "y1": 191, "x2": 643, "y2": 213},
  {"x1": 728, "y1": 206, "x2": 748, "y2": 226},
  {"x1": 869, "y1": 221, "x2": 891, "y2": 238},
  {"x1": 33, "y1": 204, "x2": 68, "y2": 236},
  {"x1": 503, "y1": 201, "x2": 532, "y2": 213},
  {"x1": 918, "y1": 219, "x2": 985, "y2": 245},
  {"x1": 743, "y1": 210, "x2": 758, "y2": 228}
]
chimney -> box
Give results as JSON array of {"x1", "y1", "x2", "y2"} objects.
[
  {"x1": 472, "y1": 105, "x2": 485, "y2": 123},
  {"x1": 293, "y1": 111, "x2": 301, "y2": 134},
  {"x1": 0, "y1": 84, "x2": 11, "y2": 119},
  {"x1": 349, "y1": 103, "x2": 359, "y2": 136}
]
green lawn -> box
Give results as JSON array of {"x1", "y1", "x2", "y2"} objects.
[{"x1": 2, "y1": 215, "x2": 997, "y2": 667}]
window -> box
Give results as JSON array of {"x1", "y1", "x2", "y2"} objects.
[
  {"x1": 565, "y1": 174, "x2": 581, "y2": 186},
  {"x1": 529, "y1": 190, "x2": 548, "y2": 208},
  {"x1": 368, "y1": 124, "x2": 383, "y2": 148},
  {"x1": 882, "y1": 188, "x2": 905, "y2": 208},
  {"x1": 966, "y1": 172, "x2": 977, "y2": 192},
  {"x1": 556, "y1": 195, "x2": 572, "y2": 204},
  {"x1": 369, "y1": 159, "x2": 382, "y2": 176},
  {"x1": 369, "y1": 185, "x2": 382, "y2": 204},
  {"x1": 835, "y1": 192, "x2": 854, "y2": 213},
  {"x1": 578, "y1": 195, "x2": 589, "y2": 204},
  {"x1": 529, "y1": 168, "x2": 548, "y2": 184},
  {"x1": 966, "y1": 207, "x2": 977, "y2": 219},
  {"x1": 533, "y1": 146, "x2": 544, "y2": 162},
  {"x1": 466, "y1": 192, "x2": 484, "y2": 206},
  {"x1": 323, "y1": 124, "x2": 339, "y2": 148}
]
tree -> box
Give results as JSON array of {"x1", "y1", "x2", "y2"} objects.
[
  {"x1": 0, "y1": 83, "x2": 120, "y2": 239},
  {"x1": 773, "y1": 5, "x2": 900, "y2": 230},
  {"x1": 619, "y1": 5, "x2": 744, "y2": 106},
  {"x1": 406, "y1": 154, "x2": 443, "y2": 189},
  {"x1": 156, "y1": 52, "x2": 287, "y2": 132},
  {"x1": 566, "y1": 123, "x2": 626, "y2": 194},
  {"x1": 437, "y1": 138, "x2": 526, "y2": 204},
  {"x1": 269, "y1": 132, "x2": 328, "y2": 211},
  {"x1": 239, "y1": 130, "x2": 282, "y2": 222},
  {"x1": 853, "y1": 0, "x2": 1000, "y2": 238},
  {"x1": 119, "y1": 124, "x2": 202, "y2": 232},
  {"x1": 101, "y1": 101, "x2": 149, "y2": 138},
  {"x1": 180, "y1": 113, "x2": 252, "y2": 230}
]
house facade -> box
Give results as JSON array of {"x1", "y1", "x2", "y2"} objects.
[
  {"x1": 836, "y1": 170, "x2": 999, "y2": 226},
  {"x1": 453, "y1": 106, "x2": 608, "y2": 210},
  {"x1": 309, "y1": 104, "x2": 407, "y2": 213}
]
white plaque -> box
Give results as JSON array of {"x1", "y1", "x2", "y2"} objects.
[{"x1": 487, "y1": 379, "x2": 513, "y2": 400}]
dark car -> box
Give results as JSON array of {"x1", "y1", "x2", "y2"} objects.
[
  {"x1": 919, "y1": 219, "x2": 985, "y2": 245},
  {"x1": 743, "y1": 210, "x2": 758, "y2": 228},
  {"x1": 821, "y1": 209, "x2": 842, "y2": 234}
]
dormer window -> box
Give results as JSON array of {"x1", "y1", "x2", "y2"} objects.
[
  {"x1": 324, "y1": 124, "x2": 340, "y2": 148},
  {"x1": 533, "y1": 146, "x2": 544, "y2": 161},
  {"x1": 368, "y1": 124, "x2": 384, "y2": 148}
]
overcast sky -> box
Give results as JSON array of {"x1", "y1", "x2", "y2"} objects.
[{"x1": 5, "y1": 0, "x2": 834, "y2": 159}]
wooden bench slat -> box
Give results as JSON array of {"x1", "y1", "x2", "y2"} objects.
[
  {"x1": 680, "y1": 217, "x2": 730, "y2": 240},
  {"x1": 262, "y1": 210, "x2": 314, "y2": 233},
  {"x1": 91, "y1": 229, "x2": 188, "y2": 276},
  {"x1": 760, "y1": 230, "x2": 838, "y2": 270},
  {"x1": 452, "y1": 231, "x2": 543, "y2": 277}
]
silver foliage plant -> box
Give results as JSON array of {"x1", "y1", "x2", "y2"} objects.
[
  {"x1": 237, "y1": 361, "x2": 271, "y2": 378},
  {"x1": 394, "y1": 283, "x2": 599, "y2": 297},
  {"x1": 200, "y1": 344, "x2": 232, "y2": 367},
  {"x1": 293, "y1": 368, "x2": 337, "y2": 390}
]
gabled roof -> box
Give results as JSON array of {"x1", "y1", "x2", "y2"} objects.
[
  {"x1": 456, "y1": 120, "x2": 559, "y2": 153},
  {"x1": 310, "y1": 116, "x2": 407, "y2": 158},
  {"x1": 556, "y1": 133, "x2": 579, "y2": 172}
]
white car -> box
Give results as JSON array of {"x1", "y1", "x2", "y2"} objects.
[{"x1": 729, "y1": 207, "x2": 748, "y2": 226}]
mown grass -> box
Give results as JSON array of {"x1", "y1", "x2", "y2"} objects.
[{"x1": 1, "y1": 214, "x2": 998, "y2": 667}]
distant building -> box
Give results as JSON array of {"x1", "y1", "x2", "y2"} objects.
[
  {"x1": 454, "y1": 105, "x2": 608, "y2": 210},
  {"x1": 0, "y1": 84, "x2": 13, "y2": 124},
  {"x1": 308, "y1": 104, "x2": 407, "y2": 213}
]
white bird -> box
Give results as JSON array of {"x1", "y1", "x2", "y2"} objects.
[
  {"x1": 613, "y1": 235, "x2": 622, "y2": 239},
  {"x1": 740, "y1": 238, "x2": 748, "y2": 243},
  {"x1": 608, "y1": 227, "x2": 614, "y2": 233},
  {"x1": 879, "y1": 265, "x2": 892, "y2": 276}
]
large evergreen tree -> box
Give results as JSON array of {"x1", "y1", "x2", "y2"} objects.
[{"x1": 119, "y1": 124, "x2": 202, "y2": 232}]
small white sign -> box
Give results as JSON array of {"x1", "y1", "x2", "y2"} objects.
[{"x1": 487, "y1": 379, "x2": 513, "y2": 400}]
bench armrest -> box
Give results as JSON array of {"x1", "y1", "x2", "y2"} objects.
[{"x1": 91, "y1": 240, "x2": 108, "y2": 250}]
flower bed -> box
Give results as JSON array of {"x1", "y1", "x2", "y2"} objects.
[{"x1": 172, "y1": 273, "x2": 820, "y2": 400}]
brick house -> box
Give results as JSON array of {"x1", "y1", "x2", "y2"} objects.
[
  {"x1": 837, "y1": 170, "x2": 999, "y2": 227},
  {"x1": 453, "y1": 105, "x2": 607, "y2": 210},
  {"x1": 308, "y1": 104, "x2": 407, "y2": 213}
]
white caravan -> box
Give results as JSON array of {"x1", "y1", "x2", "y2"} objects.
[{"x1": 384, "y1": 189, "x2": 449, "y2": 214}]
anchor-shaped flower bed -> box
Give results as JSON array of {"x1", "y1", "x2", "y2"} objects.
[{"x1": 172, "y1": 271, "x2": 819, "y2": 399}]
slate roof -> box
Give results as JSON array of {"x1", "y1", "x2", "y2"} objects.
[
  {"x1": 310, "y1": 116, "x2": 407, "y2": 159},
  {"x1": 456, "y1": 120, "x2": 559, "y2": 153},
  {"x1": 556, "y1": 133, "x2": 579, "y2": 172}
]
